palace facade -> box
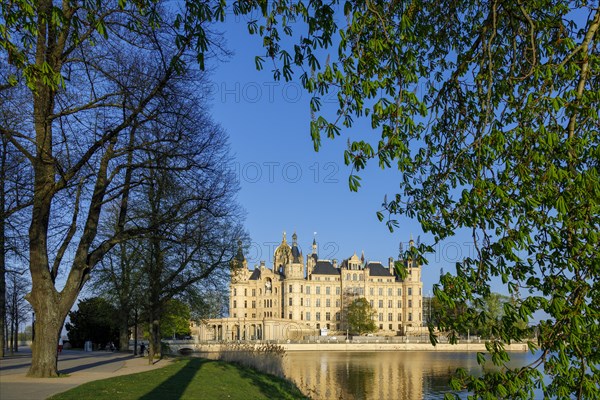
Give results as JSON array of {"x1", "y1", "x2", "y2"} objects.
[{"x1": 192, "y1": 232, "x2": 423, "y2": 341}]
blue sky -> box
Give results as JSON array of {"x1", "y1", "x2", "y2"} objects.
[{"x1": 205, "y1": 11, "x2": 478, "y2": 295}]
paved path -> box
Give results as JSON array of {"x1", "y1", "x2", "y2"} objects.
[{"x1": 0, "y1": 347, "x2": 170, "y2": 400}]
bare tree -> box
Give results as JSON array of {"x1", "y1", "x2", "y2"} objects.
[
  {"x1": 133, "y1": 94, "x2": 245, "y2": 361},
  {"x1": 1, "y1": 1, "x2": 226, "y2": 376},
  {"x1": 5, "y1": 271, "x2": 31, "y2": 353},
  {"x1": 0, "y1": 65, "x2": 33, "y2": 358}
]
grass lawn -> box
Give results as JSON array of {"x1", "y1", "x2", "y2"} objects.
[{"x1": 48, "y1": 358, "x2": 307, "y2": 400}]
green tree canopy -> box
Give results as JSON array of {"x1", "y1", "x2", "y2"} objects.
[
  {"x1": 237, "y1": 1, "x2": 599, "y2": 398},
  {"x1": 65, "y1": 297, "x2": 119, "y2": 349},
  {"x1": 160, "y1": 299, "x2": 192, "y2": 339},
  {"x1": 345, "y1": 297, "x2": 377, "y2": 335}
]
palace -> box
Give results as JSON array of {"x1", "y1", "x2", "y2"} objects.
[{"x1": 192, "y1": 232, "x2": 423, "y2": 341}]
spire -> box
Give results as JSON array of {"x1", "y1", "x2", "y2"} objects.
[
  {"x1": 409, "y1": 234, "x2": 414, "y2": 248},
  {"x1": 361, "y1": 250, "x2": 365, "y2": 263},
  {"x1": 292, "y1": 231, "x2": 298, "y2": 245},
  {"x1": 235, "y1": 240, "x2": 245, "y2": 263},
  {"x1": 282, "y1": 231, "x2": 287, "y2": 244}
]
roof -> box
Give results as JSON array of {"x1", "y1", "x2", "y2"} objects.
[
  {"x1": 366, "y1": 262, "x2": 393, "y2": 277},
  {"x1": 312, "y1": 261, "x2": 340, "y2": 275},
  {"x1": 291, "y1": 245, "x2": 301, "y2": 263},
  {"x1": 249, "y1": 268, "x2": 261, "y2": 280}
]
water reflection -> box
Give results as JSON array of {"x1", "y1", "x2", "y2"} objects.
[{"x1": 283, "y1": 351, "x2": 536, "y2": 399}]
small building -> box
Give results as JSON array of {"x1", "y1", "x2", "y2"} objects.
[{"x1": 192, "y1": 232, "x2": 424, "y2": 341}]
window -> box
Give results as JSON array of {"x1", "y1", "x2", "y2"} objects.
[
  {"x1": 300, "y1": 298, "x2": 303, "y2": 306},
  {"x1": 306, "y1": 312, "x2": 311, "y2": 321},
  {"x1": 389, "y1": 324, "x2": 393, "y2": 330},
  {"x1": 379, "y1": 300, "x2": 383, "y2": 308},
  {"x1": 289, "y1": 297, "x2": 293, "y2": 306},
  {"x1": 326, "y1": 286, "x2": 331, "y2": 295},
  {"x1": 234, "y1": 288, "x2": 237, "y2": 296},
  {"x1": 316, "y1": 299, "x2": 321, "y2": 307},
  {"x1": 388, "y1": 300, "x2": 393, "y2": 308},
  {"x1": 252, "y1": 313, "x2": 256, "y2": 318},
  {"x1": 408, "y1": 287, "x2": 412, "y2": 296},
  {"x1": 336, "y1": 312, "x2": 340, "y2": 321},
  {"x1": 289, "y1": 313, "x2": 292, "y2": 319},
  {"x1": 301, "y1": 312, "x2": 304, "y2": 320},
  {"x1": 380, "y1": 324, "x2": 383, "y2": 329},
  {"x1": 409, "y1": 312, "x2": 413, "y2": 321},
  {"x1": 252, "y1": 289, "x2": 256, "y2": 296},
  {"x1": 289, "y1": 285, "x2": 293, "y2": 293},
  {"x1": 316, "y1": 312, "x2": 321, "y2": 321},
  {"x1": 370, "y1": 288, "x2": 374, "y2": 295},
  {"x1": 336, "y1": 299, "x2": 340, "y2": 307},
  {"x1": 244, "y1": 300, "x2": 247, "y2": 308},
  {"x1": 379, "y1": 288, "x2": 383, "y2": 296},
  {"x1": 378, "y1": 313, "x2": 383, "y2": 322},
  {"x1": 306, "y1": 286, "x2": 311, "y2": 294},
  {"x1": 397, "y1": 288, "x2": 402, "y2": 296},
  {"x1": 301, "y1": 285, "x2": 303, "y2": 293},
  {"x1": 419, "y1": 288, "x2": 422, "y2": 295},
  {"x1": 306, "y1": 298, "x2": 311, "y2": 307},
  {"x1": 346, "y1": 274, "x2": 350, "y2": 280},
  {"x1": 233, "y1": 300, "x2": 237, "y2": 308},
  {"x1": 398, "y1": 313, "x2": 402, "y2": 321},
  {"x1": 316, "y1": 286, "x2": 321, "y2": 294},
  {"x1": 359, "y1": 274, "x2": 364, "y2": 281},
  {"x1": 353, "y1": 273, "x2": 357, "y2": 281},
  {"x1": 398, "y1": 300, "x2": 402, "y2": 308},
  {"x1": 388, "y1": 288, "x2": 392, "y2": 296},
  {"x1": 326, "y1": 299, "x2": 331, "y2": 307},
  {"x1": 252, "y1": 301, "x2": 256, "y2": 308},
  {"x1": 408, "y1": 300, "x2": 412, "y2": 308},
  {"x1": 388, "y1": 313, "x2": 393, "y2": 321},
  {"x1": 244, "y1": 288, "x2": 247, "y2": 296},
  {"x1": 326, "y1": 312, "x2": 331, "y2": 321},
  {"x1": 336, "y1": 287, "x2": 340, "y2": 295},
  {"x1": 370, "y1": 300, "x2": 374, "y2": 308}
]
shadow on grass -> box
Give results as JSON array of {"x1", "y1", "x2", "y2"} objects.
[
  {"x1": 235, "y1": 364, "x2": 306, "y2": 399},
  {"x1": 138, "y1": 358, "x2": 204, "y2": 400}
]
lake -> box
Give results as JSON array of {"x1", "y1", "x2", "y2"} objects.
[{"x1": 282, "y1": 350, "x2": 540, "y2": 399}]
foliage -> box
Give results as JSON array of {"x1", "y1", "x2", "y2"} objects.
[
  {"x1": 48, "y1": 358, "x2": 305, "y2": 400},
  {"x1": 235, "y1": 1, "x2": 600, "y2": 398},
  {"x1": 160, "y1": 299, "x2": 191, "y2": 339},
  {"x1": 345, "y1": 297, "x2": 377, "y2": 335},
  {"x1": 65, "y1": 297, "x2": 119, "y2": 349}
]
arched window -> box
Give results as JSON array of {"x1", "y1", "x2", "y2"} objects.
[{"x1": 353, "y1": 273, "x2": 357, "y2": 281}]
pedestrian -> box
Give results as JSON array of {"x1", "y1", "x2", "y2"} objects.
[
  {"x1": 140, "y1": 342, "x2": 145, "y2": 357},
  {"x1": 57, "y1": 337, "x2": 63, "y2": 354}
]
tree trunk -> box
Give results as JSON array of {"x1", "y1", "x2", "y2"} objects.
[
  {"x1": 27, "y1": 298, "x2": 65, "y2": 377},
  {"x1": 13, "y1": 312, "x2": 18, "y2": 352},
  {"x1": 0, "y1": 160, "x2": 5, "y2": 358},
  {"x1": 148, "y1": 315, "x2": 161, "y2": 364},
  {"x1": 118, "y1": 308, "x2": 129, "y2": 352}
]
